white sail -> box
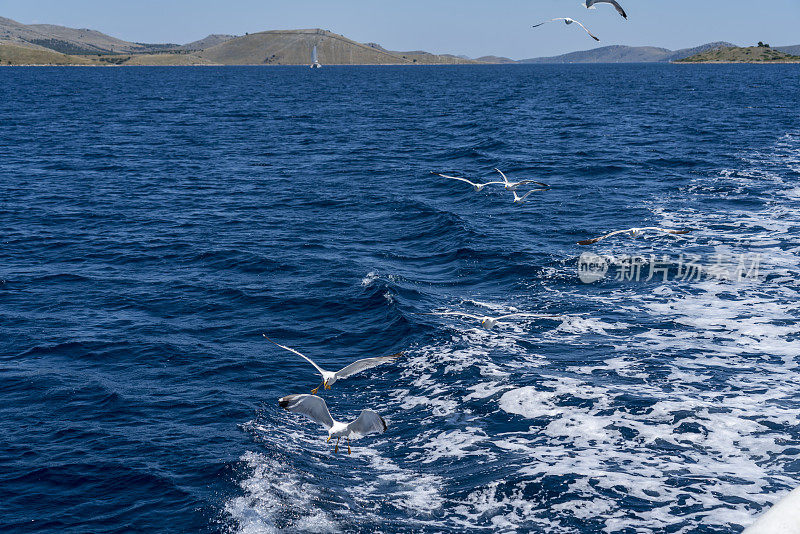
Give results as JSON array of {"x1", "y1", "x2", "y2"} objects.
[{"x1": 310, "y1": 45, "x2": 322, "y2": 68}]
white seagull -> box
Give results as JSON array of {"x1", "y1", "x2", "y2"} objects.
[
  {"x1": 512, "y1": 187, "x2": 549, "y2": 204},
  {"x1": 584, "y1": 0, "x2": 628, "y2": 19},
  {"x1": 429, "y1": 310, "x2": 563, "y2": 330},
  {"x1": 263, "y1": 335, "x2": 402, "y2": 394},
  {"x1": 279, "y1": 394, "x2": 387, "y2": 454},
  {"x1": 432, "y1": 172, "x2": 505, "y2": 192},
  {"x1": 533, "y1": 18, "x2": 600, "y2": 41},
  {"x1": 494, "y1": 169, "x2": 550, "y2": 191},
  {"x1": 577, "y1": 227, "x2": 692, "y2": 245}
]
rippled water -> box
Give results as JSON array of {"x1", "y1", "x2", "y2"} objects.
[{"x1": 1, "y1": 65, "x2": 799, "y2": 533}]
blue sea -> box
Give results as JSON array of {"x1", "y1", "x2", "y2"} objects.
[{"x1": 2, "y1": 64, "x2": 799, "y2": 533}]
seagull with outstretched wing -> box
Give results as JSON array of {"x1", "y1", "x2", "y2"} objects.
[
  {"x1": 584, "y1": 0, "x2": 628, "y2": 19},
  {"x1": 263, "y1": 335, "x2": 401, "y2": 394},
  {"x1": 533, "y1": 18, "x2": 600, "y2": 41},
  {"x1": 429, "y1": 310, "x2": 563, "y2": 330},
  {"x1": 577, "y1": 227, "x2": 692, "y2": 245},
  {"x1": 279, "y1": 394, "x2": 387, "y2": 454},
  {"x1": 494, "y1": 169, "x2": 550, "y2": 191},
  {"x1": 512, "y1": 187, "x2": 549, "y2": 204},
  {"x1": 432, "y1": 172, "x2": 505, "y2": 192}
]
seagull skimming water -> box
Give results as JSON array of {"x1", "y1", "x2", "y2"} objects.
[
  {"x1": 429, "y1": 311, "x2": 563, "y2": 330},
  {"x1": 512, "y1": 187, "x2": 549, "y2": 204},
  {"x1": 577, "y1": 227, "x2": 692, "y2": 245},
  {"x1": 532, "y1": 18, "x2": 600, "y2": 41},
  {"x1": 432, "y1": 172, "x2": 504, "y2": 192},
  {"x1": 279, "y1": 394, "x2": 387, "y2": 454},
  {"x1": 263, "y1": 335, "x2": 401, "y2": 394}
]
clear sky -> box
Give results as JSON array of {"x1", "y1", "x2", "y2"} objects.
[{"x1": 3, "y1": 0, "x2": 800, "y2": 59}]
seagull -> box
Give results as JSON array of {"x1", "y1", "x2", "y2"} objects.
[
  {"x1": 494, "y1": 169, "x2": 550, "y2": 191},
  {"x1": 429, "y1": 310, "x2": 563, "y2": 330},
  {"x1": 532, "y1": 18, "x2": 600, "y2": 41},
  {"x1": 512, "y1": 187, "x2": 549, "y2": 204},
  {"x1": 577, "y1": 227, "x2": 692, "y2": 245},
  {"x1": 279, "y1": 394, "x2": 387, "y2": 455},
  {"x1": 584, "y1": 0, "x2": 628, "y2": 19},
  {"x1": 432, "y1": 172, "x2": 504, "y2": 192},
  {"x1": 263, "y1": 335, "x2": 401, "y2": 394}
]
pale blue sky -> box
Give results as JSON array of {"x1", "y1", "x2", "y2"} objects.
[{"x1": 3, "y1": 0, "x2": 800, "y2": 59}]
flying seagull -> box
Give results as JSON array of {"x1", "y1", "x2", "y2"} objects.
[
  {"x1": 279, "y1": 394, "x2": 387, "y2": 454},
  {"x1": 512, "y1": 187, "x2": 549, "y2": 204},
  {"x1": 532, "y1": 18, "x2": 600, "y2": 41},
  {"x1": 577, "y1": 227, "x2": 692, "y2": 245},
  {"x1": 494, "y1": 169, "x2": 550, "y2": 191},
  {"x1": 429, "y1": 310, "x2": 563, "y2": 330},
  {"x1": 432, "y1": 172, "x2": 504, "y2": 192},
  {"x1": 263, "y1": 335, "x2": 401, "y2": 394},
  {"x1": 584, "y1": 0, "x2": 628, "y2": 19}
]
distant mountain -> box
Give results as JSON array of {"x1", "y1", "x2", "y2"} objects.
[
  {"x1": 475, "y1": 55, "x2": 516, "y2": 64},
  {"x1": 520, "y1": 42, "x2": 736, "y2": 63},
  {"x1": 0, "y1": 17, "x2": 230, "y2": 55},
  {"x1": 776, "y1": 45, "x2": 800, "y2": 55},
  {"x1": 677, "y1": 45, "x2": 800, "y2": 63},
  {"x1": 0, "y1": 16, "x2": 157, "y2": 54}
]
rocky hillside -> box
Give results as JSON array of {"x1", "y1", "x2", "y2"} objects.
[
  {"x1": 198, "y1": 29, "x2": 477, "y2": 65},
  {"x1": 677, "y1": 45, "x2": 800, "y2": 63}
]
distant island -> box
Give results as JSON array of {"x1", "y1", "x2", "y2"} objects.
[
  {"x1": 1, "y1": 16, "x2": 799, "y2": 66},
  {"x1": 676, "y1": 43, "x2": 800, "y2": 63}
]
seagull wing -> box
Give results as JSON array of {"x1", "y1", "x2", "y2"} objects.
[
  {"x1": 335, "y1": 353, "x2": 402, "y2": 379},
  {"x1": 434, "y1": 173, "x2": 479, "y2": 188},
  {"x1": 496, "y1": 313, "x2": 563, "y2": 320},
  {"x1": 514, "y1": 179, "x2": 551, "y2": 188},
  {"x1": 347, "y1": 409, "x2": 387, "y2": 438},
  {"x1": 589, "y1": 0, "x2": 628, "y2": 19},
  {"x1": 517, "y1": 188, "x2": 549, "y2": 201},
  {"x1": 532, "y1": 18, "x2": 564, "y2": 28},
  {"x1": 573, "y1": 19, "x2": 601, "y2": 41},
  {"x1": 494, "y1": 168, "x2": 510, "y2": 184},
  {"x1": 279, "y1": 394, "x2": 334, "y2": 429},
  {"x1": 639, "y1": 227, "x2": 693, "y2": 235},
  {"x1": 263, "y1": 335, "x2": 326, "y2": 376},
  {"x1": 433, "y1": 311, "x2": 485, "y2": 321},
  {"x1": 577, "y1": 229, "x2": 630, "y2": 245}
]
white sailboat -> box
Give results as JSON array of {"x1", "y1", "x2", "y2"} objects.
[{"x1": 310, "y1": 45, "x2": 322, "y2": 69}]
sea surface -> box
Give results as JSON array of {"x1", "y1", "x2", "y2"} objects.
[{"x1": 1, "y1": 64, "x2": 800, "y2": 533}]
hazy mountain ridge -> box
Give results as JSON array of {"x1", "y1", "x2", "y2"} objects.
[{"x1": 521, "y1": 42, "x2": 737, "y2": 63}]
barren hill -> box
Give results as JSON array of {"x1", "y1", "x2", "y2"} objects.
[
  {"x1": 677, "y1": 45, "x2": 800, "y2": 63},
  {"x1": 198, "y1": 29, "x2": 476, "y2": 65},
  {"x1": 0, "y1": 16, "x2": 153, "y2": 54},
  {"x1": 179, "y1": 34, "x2": 237, "y2": 51}
]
